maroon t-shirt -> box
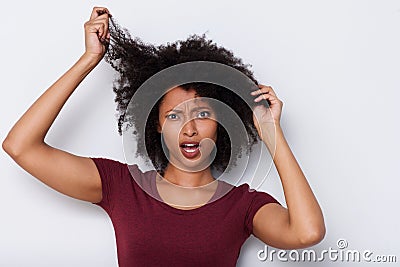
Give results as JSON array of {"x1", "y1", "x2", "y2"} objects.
[{"x1": 91, "y1": 157, "x2": 280, "y2": 267}]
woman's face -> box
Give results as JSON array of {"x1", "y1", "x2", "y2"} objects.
[{"x1": 157, "y1": 87, "x2": 218, "y2": 172}]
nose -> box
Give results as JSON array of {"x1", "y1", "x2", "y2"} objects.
[{"x1": 182, "y1": 118, "x2": 198, "y2": 137}]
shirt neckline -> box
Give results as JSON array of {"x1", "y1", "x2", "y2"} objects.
[{"x1": 149, "y1": 170, "x2": 235, "y2": 215}]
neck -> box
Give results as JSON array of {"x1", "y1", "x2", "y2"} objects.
[{"x1": 162, "y1": 163, "x2": 215, "y2": 187}]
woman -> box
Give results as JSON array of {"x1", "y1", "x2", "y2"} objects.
[{"x1": 2, "y1": 6, "x2": 325, "y2": 267}]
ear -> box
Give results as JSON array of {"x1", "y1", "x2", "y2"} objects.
[{"x1": 157, "y1": 123, "x2": 162, "y2": 133}]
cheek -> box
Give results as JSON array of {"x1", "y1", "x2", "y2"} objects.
[
  {"x1": 199, "y1": 122, "x2": 218, "y2": 140},
  {"x1": 160, "y1": 124, "x2": 180, "y2": 145},
  {"x1": 157, "y1": 118, "x2": 162, "y2": 133},
  {"x1": 211, "y1": 124, "x2": 218, "y2": 139}
]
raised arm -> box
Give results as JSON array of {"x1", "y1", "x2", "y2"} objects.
[
  {"x1": 251, "y1": 85, "x2": 326, "y2": 249},
  {"x1": 2, "y1": 7, "x2": 112, "y2": 203}
]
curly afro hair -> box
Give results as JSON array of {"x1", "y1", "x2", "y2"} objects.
[{"x1": 103, "y1": 16, "x2": 263, "y2": 174}]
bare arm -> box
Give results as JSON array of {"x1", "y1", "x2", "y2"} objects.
[
  {"x1": 251, "y1": 85, "x2": 325, "y2": 249},
  {"x1": 2, "y1": 7, "x2": 112, "y2": 203}
]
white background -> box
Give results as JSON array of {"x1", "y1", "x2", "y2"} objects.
[{"x1": 1, "y1": 0, "x2": 399, "y2": 266}]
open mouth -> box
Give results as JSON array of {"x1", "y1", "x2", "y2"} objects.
[{"x1": 180, "y1": 142, "x2": 200, "y2": 158}]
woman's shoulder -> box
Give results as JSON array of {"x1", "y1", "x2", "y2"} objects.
[
  {"x1": 88, "y1": 158, "x2": 128, "y2": 186},
  {"x1": 90, "y1": 157, "x2": 155, "y2": 194},
  {"x1": 90, "y1": 157, "x2": 126, "y2": 166},
  {"x1": 218, "y1": 181, "x2": 255, "y2": 194},
  {"x1": 211, "y1": 181, "x2": 253, "y2": 202},
  {"x1": 222, "y1": 181, "x2": 280, "y2": 205},
  {"x1": 90, "y1": 157, "x2": 153, "y2": 177}
]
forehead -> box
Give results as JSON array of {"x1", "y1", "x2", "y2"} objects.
[{"x1": 160, "y1": 87, "x2": 209, "y2": 110}]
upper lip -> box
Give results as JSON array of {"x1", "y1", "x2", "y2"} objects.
[{"x1": 180, "y1": 141, "x2": 200, "y2": 147}]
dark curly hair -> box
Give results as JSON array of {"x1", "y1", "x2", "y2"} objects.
[{"x1": 103, "y1": 16, "x2": 263, "y2": 173}]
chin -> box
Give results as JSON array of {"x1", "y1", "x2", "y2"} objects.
[{"x1": 173, "y1": 155, "x2": 214, "y2": 173}]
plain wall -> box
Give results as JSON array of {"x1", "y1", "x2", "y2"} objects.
[{"x1": 1, "y1": 0, "x2": 399, "y2": 266}]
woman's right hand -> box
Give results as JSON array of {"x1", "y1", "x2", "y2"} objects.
[{"x1": 83, "y1": 7, "x2": 111, "y2": 62}]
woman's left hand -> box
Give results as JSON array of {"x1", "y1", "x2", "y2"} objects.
[{"x1": 251, "y1": 84, "x2": 283, "y2": 140}]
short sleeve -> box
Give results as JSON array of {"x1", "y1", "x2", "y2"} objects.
[
  {"x1": 243, "y1": 184, "x2": 281, "y2": 236},
  {"x1": 90, "y1": 157, "x2": 126, "y2": 215}
]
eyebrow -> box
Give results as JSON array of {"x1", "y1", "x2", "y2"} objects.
[{"x1": 164, "y1": 106, "x2": 212, "y2": 115}]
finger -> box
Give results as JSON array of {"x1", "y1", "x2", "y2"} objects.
[
  {"x1": 258, "y1": 85, "x2": 277, "y2": 97},
  {"x1": 96, "y1": 9, "x2": 111, "y2": 17},
  {"x1": 90, "y1": 6, "x2": 110, "y2": 20},
  {"x1": 90, "y1": 7, "x2": 110, "y2": 20},
  {"x1": 93, "y1": 12, "x2": 111, "y2": 21},
  {"x1": 91, "y1": 16, "x2": 109, "y2": 39},
  {"x1": 86, "y1": 22, "x2": 106, "y2": 39},
  {"x1": 254, "y1": 93, "x2": 279, "y2": 104},
  {"x1": 91, "y1": 13, "x2": 111, "y2": 29},
  {"x1": 86, "y1": 13, "x2": 109, "y2": 34},
  {"x1": 251, "y1": 87, "x2": 273, "y2": 97},
  {"x1": 251, "y1": 88, "x2": 268, "y2": 95}
]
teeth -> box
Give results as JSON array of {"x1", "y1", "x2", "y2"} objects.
[
  {"x1": 182, "y1": 143, "x2": 198, "y2": 147},
  {"x1": 181, "y1": 143, "x2": 199, "y2": 153}
]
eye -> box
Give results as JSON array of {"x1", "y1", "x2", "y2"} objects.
[
  {"x1": 166, "y1": 113, "x2": 179, "y2": 120},
  {"x1": 197, "y1": 111, "x2": 211, "y2": 119}
]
